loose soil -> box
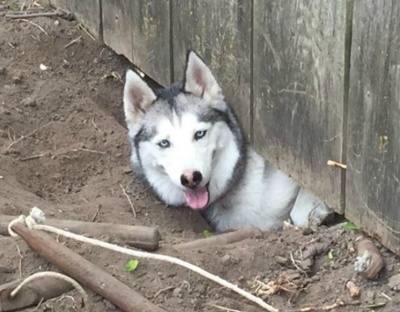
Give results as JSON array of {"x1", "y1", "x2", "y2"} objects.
[{"x1": 1, "y1": 2, "x2": 400, "y2": 312}]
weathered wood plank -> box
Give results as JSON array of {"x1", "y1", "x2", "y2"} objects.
[
  {"x1": 50, "y1": 0, "x2": 101, "y2": 38},
  {"x1": 130, "y1": 0, "x2": 171, "y2": 86},
  {"x1": 172, "y1": 0, "x2": 252, "y2": 137},
  {"x1": 346, "y1": 0, "x2": 400, "y2": 255},
  {"x1": 102, "y1": 0, "x2": 133, "y2": 59},
  {"x1": 253, "y1": 0, "x2": 347, "y2": 211}
]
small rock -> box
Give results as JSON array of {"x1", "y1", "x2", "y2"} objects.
[
  {"x1": 40, "y1": 64, "x2": 48, "y2": 71},
  {"x1": 0, "y1": 67, "x2": 6, "y2": 75},
  {"x1": 276, "y1": 256, "x2": 289, "y2": 265},
  {"x1": 302, "y1": 228, "x2": 313, "y2": 236},
  {"x1": 22, "y1": 97, "x2": 37, "y2": 107},
  {"x1": 172, "y1": 287, "x2": 182, "y2": 297},
  {"x1": 12, "y1": 75, "x2": 22, "y2": 84},
  {"x1": 365, "y1": 290, "x2": 375, "y2": 303},
  {"x1": 54, "y1": 20, "x2": 60, "y2": 26},
  {"x1": 123, "y1": 166, "x2": 133, "y2": 174},
  {"x1": 388, "y1": 274, "x2": 400, "y2": 289},
  {"x1": 221, "y1": 254, "x2": 231, "y2": 266}
]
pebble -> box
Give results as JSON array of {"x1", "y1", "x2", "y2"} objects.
[
  {"x1": 172, "y1": 287, "x2": 182, "y2": 297},
  {"x1": 22, "y1": 97, "x2": 37, "y2": 107},
  {"x1": 276, "y1": 256, "x2": 289, "y2": 265},
  {"x1": 388, "y1": 274, "x2": 400, "y2": 289},
  {"x1": 0, "y1": 67, "x2": 6, "y2": 75},
  {"x1": 12, "y1": 75, "x2": 22, "y2": 84},
  {"x1": 221, "y1": 254, "x2": 231, "y2": 266}
]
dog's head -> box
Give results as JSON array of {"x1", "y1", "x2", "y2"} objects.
[{"x1": 123, "y1": 51, "x2": 243, "y2": 210}]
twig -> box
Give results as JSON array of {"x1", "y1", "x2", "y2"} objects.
[
  {"x1": 380, "y1": 292, "x2": 392, "y2": 301},
  {"x1": 54, "y1": 148, "x2": 107, "y2": 156},
  {"x1": 4, "y1": 122, "x2": 52, "y2": 152},
  {"x1": 6, "y1": 8, "x2": 73, "y2": 20},
  {"x1": 289, "y1": 251, "x2": 306, "y2": 274},
  {"x1": 71, "y1": 148, "x2": 106, "y2": 155},
  {"x1": 91, "y1": 118, "x2": 102, "y2": 133},
  {"x1": 91, "y1": 205, "x2": 102, "y2": 222},
  {"x1": 64, "y1": 35, "x2": 82, "y2": 49},
  {"x1": 210, "y1": 304, "x2": 245, "y2": 312},
  {"x1": 19, "y1": 19, "x2": 49, "y2": 36},
  {"x1": 16, "y1": 244, "x2": 23, "y2": 278},
  {"x1": 119, "y1": 184, "x2": 136, "y2": 218},
  {"x1": 78, "y1": 24, "x2": 95, "y2": 41},
  {"x1": 32, "y1": 298, "x2": 44, "y2": 311},
  {"x1": 19, "y1": 154, "x2": 45, "y2": 161},
  {"x1": 154, "y1": 286, "x2": 175, "y2": 298},
  {"x1": 360, "y1": 302, "x2": 386, "y2": 309},
  {"x1": 327, "y1": 160, "x2": 347, "y2": 170},
  {"x1": 294, "y1": 301, "x2": 346, "y2": 312}
]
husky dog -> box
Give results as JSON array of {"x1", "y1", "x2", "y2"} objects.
[{"x1": 123, "y1": 51, "x2": 331, "y2": 231}]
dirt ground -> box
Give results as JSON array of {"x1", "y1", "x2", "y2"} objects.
[{"x1": 1, "y1": 2, "x2": 400, "y2": 312}]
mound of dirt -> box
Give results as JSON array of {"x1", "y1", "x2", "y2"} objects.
[{"x1": 1, "y1": 3, "x2": 400, "y2": 312}]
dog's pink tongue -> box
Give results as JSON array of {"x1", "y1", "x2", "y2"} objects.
[{"x1": 184, "y1": 186, "x2": 208, "y2": 210}]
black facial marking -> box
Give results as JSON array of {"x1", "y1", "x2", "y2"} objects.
[
  {"x1": 198, "y1": 108, "x2": 229, "y2": 125},
  {"x1": 133, "y1": 126, "x2": 157, "y2": 166}
]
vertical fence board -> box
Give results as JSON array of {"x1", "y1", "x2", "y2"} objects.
[
  {"x1": 102, "y1": 0, "x2": 133, "y2": 59},
  {"x1": 346, "y1": 0, "x2": 400, "y2": 255},
  {"x1": 253, "y1": 0, "x2": 347, "y2": 211},
  {"x1": 50, "y1": 0, "x2": 101, "y2": 38},
  {"x1": 172, "y1": 0, "x2": 252, "y2": 137},
  {"x1": 131, "y1": 0, "x2": 171, "y2": 86}
]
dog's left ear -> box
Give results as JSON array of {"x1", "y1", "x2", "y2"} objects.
[{"x1": 184, "y1": 51, "x2": 223, "y2": 101}]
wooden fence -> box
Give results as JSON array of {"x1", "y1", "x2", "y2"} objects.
[{"x1": 50, "y1": 0, "x2": 400, "y2": 255}]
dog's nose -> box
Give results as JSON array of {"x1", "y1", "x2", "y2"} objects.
[{"x1": 181, "y1": 170, "x2": 202, "y2": 188}]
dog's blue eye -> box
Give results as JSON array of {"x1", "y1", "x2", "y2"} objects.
[
  {"x1": 158, "y1": 140, "x2": 170, "y2": 148},
  {"x1": 194, "y1": 130, "x2": 207, "y2": 140}
]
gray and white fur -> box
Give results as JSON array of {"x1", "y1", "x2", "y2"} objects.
[{"x1": 123, "y1": 51, "x2": 332, "y2": 231}]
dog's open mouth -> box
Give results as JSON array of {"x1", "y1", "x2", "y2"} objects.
[{"x1": 184, "y1": 184, "x2": 209, "y2": 210}]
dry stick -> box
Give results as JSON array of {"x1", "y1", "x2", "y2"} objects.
[
  {"x1": 78, "y1": 24, "x2": 95, "y2": 41},
  {"x1": 10, "y1": 222, "x2": 166, "y2": 312},
  {"x1": 19, "y1": 154, "x2": 45, "y2": 161},
  {"x1": 19, "y1": 19, "x2": 49, "y2": 36},
  {"x1": 16, "y1": 244, "x2": 23, "y2": 278},
  {"x1": 174, "y1": 228, "x2": 262, "y2": 250},
  {"x1": 91, "y1": 205, "x2": 102, "y2": 222},
  {"x1": 1, "y1": 215, "x2": 160, "y2": 251},
  {"x1": 0, "y1": 274, "x2": 74, "y2": 312},
  {"x1": 289, "y1": 251, "x2": 306, "y2": 274},
  {"x1": 293, "y1": 301, "x2": 346, "y2": 312},
  {"x1": 4, "y1": 122, "x2": 52, "y2": 152},
  {"x1": 153, "y1": 286, "x2": 175, "y2": 298},
  {"x1": 327, "y1": 160, "x2": 347, "y2": 170},
  {"x1": 5, "y1": 8, "x2": 73, "y2": 20},
  {"x1": 13, "y1": 214, "x2": 278, "y2": 312},
  {"x1": 91, "y1": 118, "x2": 102, "y2": 133},
  {"x1": 64, "y1": 35, "x2": 82, "y2": 49},
  {"x1": 120, "y1": 184, "x2": 137, "y2": 218},
  {"x1": 210, "y1": 304, "x2": 245, "y2": 312}
]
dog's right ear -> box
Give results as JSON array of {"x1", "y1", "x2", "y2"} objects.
[{"x1": 123, "y1": 69, "x2": 156, "y2": 128}]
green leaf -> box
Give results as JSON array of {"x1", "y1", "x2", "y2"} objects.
[
  {"x1": 342, "y1": 222, "x2": 359, "y2": 230},
  {"x1": 328, "y1": 250, "x2": 334, "y2": 260},
  {"x1": 203, "y1": 230, "x2": 212, "y2": 238},
  {"x1": 125, "y1": 259, "x2": 139, "y2": 272}
]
